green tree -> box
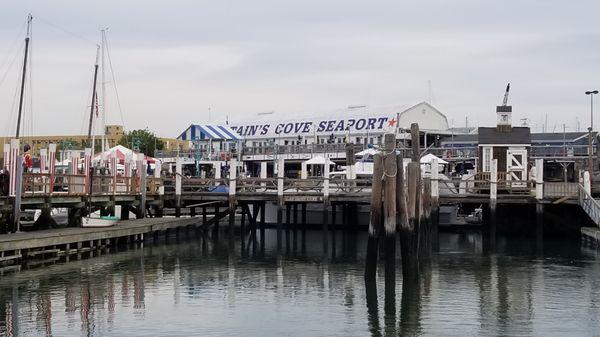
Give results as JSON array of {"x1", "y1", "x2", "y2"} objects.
[
  {"x1": 57, "y1": 138, "x2": 81, "y2": 152},
  {"x1": 118, "y1": 128, "x2": 164, "y2": 157}
]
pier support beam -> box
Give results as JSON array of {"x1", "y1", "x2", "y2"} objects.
[{"x1": 322, "y1": 157, "x2": 330, "y2": 254}]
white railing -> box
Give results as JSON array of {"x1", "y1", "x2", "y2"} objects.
[{"x1": 578, "y1": 184, "x2": 600, "y2": 228}]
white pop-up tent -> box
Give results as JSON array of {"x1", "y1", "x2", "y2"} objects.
[
  {"x1": 420, "y1": 153, "x2": 448, "y2": 165},
  {"x1": 305, "y1": 156, "x2": 335, "y2": 166},
  {"x1": 355, "y1": 148, "x2": 378, "y2": 157}
]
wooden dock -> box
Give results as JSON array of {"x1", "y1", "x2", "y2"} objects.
[{"x1": 0, "y1": 217, "x2": 202, "y2": 264}]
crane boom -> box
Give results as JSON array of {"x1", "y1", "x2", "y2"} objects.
[{"x1": 502, "y1": 83, "x2": 510, "y2": 106}]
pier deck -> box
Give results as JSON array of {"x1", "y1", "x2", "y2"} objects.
[{"x1": 0, "y1": 217, "x2": 201, "y2": 263}]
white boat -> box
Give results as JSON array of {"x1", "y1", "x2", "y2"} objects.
[{"x1": 82, "y1": 216, "x2": 118, "y2": 228}]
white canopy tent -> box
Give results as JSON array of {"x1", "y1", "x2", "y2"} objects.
[
  {"x1": 420, "y1": 153, "x2": 448, "y2": 165},
  {"x1": 355, "y1": 148, "x2": 378, "y2": 157},
  {"x1": 305, "y1": 156, "x2": 335, "y2": 166}
]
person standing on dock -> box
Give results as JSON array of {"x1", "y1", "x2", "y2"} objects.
[{"x1": 23, "y1": 144, "x2": 32, "y2": 173}]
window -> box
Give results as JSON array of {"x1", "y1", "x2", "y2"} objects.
[{"x1": 482, "y1": 146, "x2": 492, "y2": 172}]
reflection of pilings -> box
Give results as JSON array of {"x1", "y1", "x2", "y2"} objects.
[
  {"x1": 293, "y1": 203, "x2": 298, "y2": 253},
  {"x1": 301, "y1": 203, "x2": 306, "y2": 254},
  {"x1": 536, "y1": 203, "x2": 544, "y2": 253},
  {"x1": 331, "y1": 204, "x2": 337, "y2": 259},
  {"x1": 285, "y1": 203, "x2": 291, "y2": 254},
  {"x1": 399, "y1": 275, "x2": 423, "y2": 336},
  {"x1": 365, "y1": 279, "x2": 382, "y2": 337},
  {"x1": 482, "y1": 202, "x2": 497, "y2": 254}
]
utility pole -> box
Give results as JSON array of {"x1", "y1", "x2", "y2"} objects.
[
  {"x1": 586, "y1": 90, "x2": 598, "y2": 183},
  {"x1": 15, "y1": 14, "x2": 32, "y2": 139}
]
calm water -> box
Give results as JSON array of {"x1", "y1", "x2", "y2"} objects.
[{"x1": 1, "y1": 230, "x2": 599, "y2": 337}]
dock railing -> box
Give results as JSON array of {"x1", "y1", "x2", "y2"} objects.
[{"x1": 578, "y1": 184, "x2": 600, "y2": 227}]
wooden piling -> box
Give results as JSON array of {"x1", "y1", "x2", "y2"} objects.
[
  {"x1": 382, "y1": 133, "x2": 397, "y2": 310},
  {"x1": 404, "y1": 162, "x2": 421, "y2": 277},
  {"x1": 430, "y1": 158, "x2": 440, "y2": 251},
  {"x1": 175, "y1": 158, "x2": 182, "y2": 217},
  {"x1": 365, "y1": 153, "x2": 383, "y2": 281},
  {"x1": 285, "y1": 203, "x2": 291, "y2": 252},
  {"x1": 322, "y1": 157, "x2": 330, "y2": 254},
  {"x1": 277, "y1": 157, "x2": 284, "y2": 251}
]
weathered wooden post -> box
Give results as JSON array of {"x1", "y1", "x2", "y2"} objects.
[
  {"x1": 322, "y1": 155, "x2": 330, "y2": 253},
  {"x1": 485, "y1": 158, "x2": 498, "y2": 253},
  {"x1": 139, "y1": 160, "x2": 147, "y2": 219},
  {"x1": 2, "y1": 143, "x2": 9, "y2": 170},
  {"x1": 12, "y1": 155, "x2": 23, "y2": 232},
  {"x1": 430, "y1": 158, "x2": 440, "y2": 251},
  {"x1": 421, "y1": 177, "x2": 432, "y2": 255},
  {"x1": 535, "y1": 158, "x2": 544, "y2": 246},
  {"x1": 365, "y1": 153, "x2": 383, "y2": 281},
  {"x1": 155, "y1": 159, "x2": 164, "y2": 217},
  {"x1": 39, "y1": 148, "x2": 47, "y2": 173},
  {"x1": 535, "y1": 158, "x2": 544, "y2": 200},
  {"x1": 48, "y1": 143, "x2": 56, "y2": 194},
  {"x1": 345, "y1": 143, "x2": 356, "y2": 180},
  {"x1": 405, "y1": 162, "x2": 420, "y2": 276},
  {"x1": 213, "y1": 162, "x2": 221, "y2": 179},
  {"x1": 228, "y1": 158, "x2": 238, "y2": 246},
  {"x1": 301, "y1": 161, "x2": 308, "y2": 179},
  {"x1": 382, "y1": 133, "x2": 397, "y2": 309},
  {"x1": 175, "y1": 157, "x2": 183, "y2": 217},
  {"x1": 275, "y1": 157, "x2": 285, "y2": 250},
  {"x1": 8, "y1": 139, "x2": 20, "y2": 197},
  {"x1": 260, "y1": 161, "x2": 268, "y2": 190}
]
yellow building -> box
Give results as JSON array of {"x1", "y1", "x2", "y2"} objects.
[{"x1": 0, "y1": 125, "x2": 190, "y2": 159}]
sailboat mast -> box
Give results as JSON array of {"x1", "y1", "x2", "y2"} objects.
[
  {"x1": 101, "y1": 28, "x2": 107, "y2": 153},
  {"x1": 15, "y1": 14, "x2": 33, "y2": 139},
  {"x1": 87, "y1": 46, "x2": 100, "y2": 147}
]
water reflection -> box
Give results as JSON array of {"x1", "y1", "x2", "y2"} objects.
[{"x1": 0, "y1": 231, "x2": 599, "y2": 337}]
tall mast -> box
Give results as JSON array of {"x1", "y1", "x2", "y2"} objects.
[
  {"x1": 15, "y1": 14, "x2": 33, "y2": 139},
  {"x1": 101, "y1": 28, "x2": 107, "y2": 153},
  {"x1": 87, "y1": 45, "x2": 100, "y2": 147}
]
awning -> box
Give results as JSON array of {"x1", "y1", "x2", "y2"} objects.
[{"x1": 179, "y1": 124, "x2": 239, "y2": 141}]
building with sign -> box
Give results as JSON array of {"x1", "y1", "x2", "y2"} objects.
[{"x1": 229, "y1": 101, "x2": 449, "y2": 148}]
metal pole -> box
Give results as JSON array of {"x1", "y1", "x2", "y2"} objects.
[
  {"x1": 87, "y1": 46, "x2": 100, "y2": 147},
  {"x1": 15, "y1": 15, "x2": 32, "y2": 139}
]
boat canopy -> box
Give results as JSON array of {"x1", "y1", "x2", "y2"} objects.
[{"x1": 178, "y1": 124, "x2": 239, "y2": 141}]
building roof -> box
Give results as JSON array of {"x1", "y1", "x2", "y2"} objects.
[
  {"x1": 178, "y1": 124, "x2": 239, "y2": 141},
  {"x1": 477, "y1": 127, "x2": 531, "y2": 145}
]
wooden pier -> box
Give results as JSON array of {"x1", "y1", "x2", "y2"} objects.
[
  {"x1": 0, "y1": 217, "x2": 203, "y2": 265},
  {"x1": 2, "y1": 128, "x2": 600, "y2": 267}
]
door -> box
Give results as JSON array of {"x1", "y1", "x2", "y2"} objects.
[{"x1": 506, "y1": 148, "x2": 527, "y2": 187}]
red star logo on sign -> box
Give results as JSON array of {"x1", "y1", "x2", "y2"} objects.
[{"x1": 388, "y1": 118, "x2": 397, "y2": 127}]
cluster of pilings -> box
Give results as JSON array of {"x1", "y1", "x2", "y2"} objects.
[{"x1": 364, "y1": 123, "x2": 437, "y2": 311}]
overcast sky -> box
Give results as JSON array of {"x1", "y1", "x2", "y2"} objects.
[{"x1": 0, "y1": 0, "x2": 599, "y2": 138}]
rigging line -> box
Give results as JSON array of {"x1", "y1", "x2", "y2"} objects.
[
  {"x1": 0, "y1": 43, "x2": 24, "y2": 89},
  {"x1": 6, "y1": 59, "x2": 22, "y2": 137},
  {"x1": 104, "y1": 32, "x2": 126, "y2": 128},
  {"x1": 34, "y1": 16, "x2": 97, "y2": 46},
  {"x1": 0, "y1": 21, "x2": 27, "y2": 76}
]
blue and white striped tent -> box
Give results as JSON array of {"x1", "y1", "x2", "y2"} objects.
[{"x1": 178, "y1": 124, "x2": 239, "y2": 141}]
